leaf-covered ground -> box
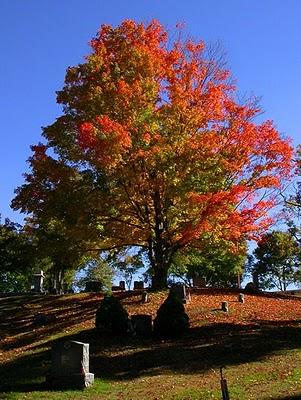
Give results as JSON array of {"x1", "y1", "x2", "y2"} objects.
[{"x1": 1, "y1": 289, "x2": 301, "y2": 399}]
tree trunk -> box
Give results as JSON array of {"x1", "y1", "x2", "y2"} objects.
[
  {"x1": 51, "y1": 268, "x2": 64, "y2": 294},
  {"x1": 148, "y1": 189, "x2": 174, "y2": 290},
  {"x1": 151, "y1": 266, "x2": 169, "y2": 290}
]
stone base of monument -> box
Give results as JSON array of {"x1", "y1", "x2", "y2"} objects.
[{"x1": 46, "y1": 372, "x2": 94, "y2": 388}]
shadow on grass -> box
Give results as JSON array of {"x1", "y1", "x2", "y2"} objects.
[
  {"x1": 1, "y1": 319, "x2": 301, "y2": 393},
  {"x1": 0, "y1": 293, "x2": 104, "y2": 353},
  {"x1": 271, "y1": 396, "x2": 301, "y2": 400}
]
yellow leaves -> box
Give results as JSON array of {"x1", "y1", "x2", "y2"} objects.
[{"x1": 16, "y1": 20, "x2": 295, "y2": 260}]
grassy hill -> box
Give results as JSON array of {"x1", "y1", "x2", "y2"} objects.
[{"x1": 1, "y1": 289, "x2": 301, "y2": 400}]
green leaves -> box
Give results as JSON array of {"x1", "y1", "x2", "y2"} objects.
[{"x1": 250, "y1": 230, "x2": 301, "y2": 291}]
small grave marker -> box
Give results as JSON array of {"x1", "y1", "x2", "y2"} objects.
[
  {"x1": 238, "y1": 293, "x2": 245, "y2": 303},
  {"x1": 141, "y1": 291, "x2": 149, "y2": 303},
  {"x1": 221, "y1": 301, "x2": 229, "y2": 312},
  {"x1": 33, "y1": 312, "x2": 56, "y2": 326},
  {"x1": 119, "y1": 281, "x2": 126, "y2": 290},
  {"x1": 46, "y1": 340, "x2": 94, "y2": 388}
]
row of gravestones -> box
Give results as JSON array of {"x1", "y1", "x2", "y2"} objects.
[
  {"x1": 86, "y1": 280, "x2": 145, "y2": 292},
  {"x1": 82, "y1": 279, "x2": 259, "y2": 293},
  {"x1": 30, "y1": 269, "x2": 209, "y2": 294},
  {"x1": 30, "y1": 271, "x2": 146, "y2": 294},
  {"x1": 87, "y1": 280, "x2": 208, "y2": 293},
  {"x1": 31, "y1": 270, "x2": 259, "y2": 294}
]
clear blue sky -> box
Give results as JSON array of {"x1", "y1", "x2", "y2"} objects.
[{"x1": 1, "y1": 0, "x2": 301, "y2": 223}]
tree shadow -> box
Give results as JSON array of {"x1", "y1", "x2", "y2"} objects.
[
  {"x1": 0, "y1": 293, "x2": 103, "y2": 350},
  {"x1": 1, "y1": 319, "x2": 301, "y2": 393},
  {"x1": 268, "y1": 396, "x2": 301, "y2": 400}
]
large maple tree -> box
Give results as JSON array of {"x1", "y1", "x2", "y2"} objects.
[{"x1": 13, "y1": 20, "x2": 293, "y2": 289}]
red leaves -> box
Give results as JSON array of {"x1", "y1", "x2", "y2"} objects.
[
  {"x1": 16, "y1": 19, "x2": 295, "y2": 262},
  {"x1": 77, "y1": 116, "x2": 132, "y2": 170},
  {"x1": 30, "y1": 144, "x2": 47, "y2": 161},
  {"x1": 78, "y1": 122, "x2": 95, "y2": 148},
  {"x1": 96, "y1": 115, "x2": 131, "y2": 149}
]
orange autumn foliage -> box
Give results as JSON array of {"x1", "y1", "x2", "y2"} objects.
[{"x1": 13, "y1": 20, "x2": 294, "y2": 288}]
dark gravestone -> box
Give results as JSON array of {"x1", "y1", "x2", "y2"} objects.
[
  {"x1": 85, "y1": 280, "x2": 102, "y2": 292},
  {"x1": 221, "y1": 301, "x2": 229, "y2": 312},
  {"x1": 192, "y1": 276, "x2": 206, "y2": 288},
  {"x1": 133, "y1": 281, "x2": 144, "y2": 290},
  {"x1": 170, "y1": 284, "x2": 190, "y2": 303},
  {"x1": 252, "y1": 271, "x2": 259, "y2": 289},
  {"x1": 131, "y1": 314, "x2": 152, "y2": 336},
  {"x1": 112, "y1": 285, "x2": 121, "y2": 291},
  {"x1": 46, "y1": 340, "x2": 94, "y2": 388},
  {"x1": 244, "y1": 282, "x2": 258, "y2": 294},
  {"x1": 119, "y1": 281, "x2": 126, "y2": 290},
  {"x1": 33, "y1": 312, "x2": 56, "y2": 326}
]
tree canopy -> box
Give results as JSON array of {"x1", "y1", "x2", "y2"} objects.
[
  {"x1": 170, "y1": 239, "x2": 246, "y2": 288},
  {"x1": 249, "y1": 230, "x2": 301, "y2": 291},
  {"x1": 13, "y1": 20, "x2": 294, "y2": 289},
  {"x1": 0, "y1": 218, "x2": 34, "y2": 292}
]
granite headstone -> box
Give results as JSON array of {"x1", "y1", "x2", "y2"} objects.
[{"x1": 46, "y1": 340, "x2": 94, "y2": 388}]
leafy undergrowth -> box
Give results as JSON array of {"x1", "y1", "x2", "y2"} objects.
[{"x1": 1, "y1": 289, "x2": 301, "y2": 399}]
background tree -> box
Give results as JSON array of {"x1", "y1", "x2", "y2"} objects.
[
  {"x1": 284, "y1": 145, "x2": 301, "y2": 212},
  {"x1": 0, "y1": 218, "x2": 33, "y2": 293},
  {"x1": 74, "y1": 254, "x2": 114, "y2": 292},
  {"x1": 31, "y1": 218, "x2": 90, "y2": 293},
  {"x1": 112, "y1": 247, "x2": 144, "y2": 290},
  {"x1": 170, "y1": 239, "x2": 246, "y2": 287},
  {"x1": 249, "y1": 230, "x2": 301, "y2": 291},
  {"x1": 13, "y1": 20, "x2": 293, "y2": 289}
]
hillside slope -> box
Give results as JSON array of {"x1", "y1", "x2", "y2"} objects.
[{"x1": 1, "y1": 289, "x2": 301, "y2": 399}]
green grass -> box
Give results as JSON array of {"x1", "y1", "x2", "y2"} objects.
[{"x1": 1, "y1": 379, "x2": 113, "y2": 400}]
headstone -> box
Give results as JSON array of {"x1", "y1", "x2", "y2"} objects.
[
  {"x1": 221, "y1": 301, "x2": 229, "y2": 312},
  {"x1": 170, "y1": 284, "x2": 190, "y2": 303},
  {"x1": 112, "y1": 285, "x2": 121, "y2": 291},
  {"x1": 46, "y1": 340, "x2": 94, "y2": 388},
  {"x1": 85, "y1": 280, "x2": 102, "y2": 292},
  {"x1": 141, "y1": 291, "x2": 149, "y2": 303},
  {"x1": 33, "y1": 313, "x2": 48, "y2": 326},
  {"x1": 238, "y1": 293, "x2": 245, "y2": 303},
  {"x1": 252, "y1": 272, "x2": 259, "y2": 289},
  {"x1": 192, "y1": 276, "x2": 206, "y2": 288},
  {"x1": 131, "y1": 314, "x2": 152, "y2": 336},
  {"x1": 133, "y1": 281, "x2": 144, "y2": 290},
  {"x1": 33, "y1": 312, "x2": 56, "y2": 326},
  {"x1": 31, "y1": 270, "x2": 44, "y2": 293},
  {"x1": 244, "y1": 281, "x2": 258, "y2": 293},
  {"x1": 119, "y1": 281, "x2": 126, "y2": 290}
]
